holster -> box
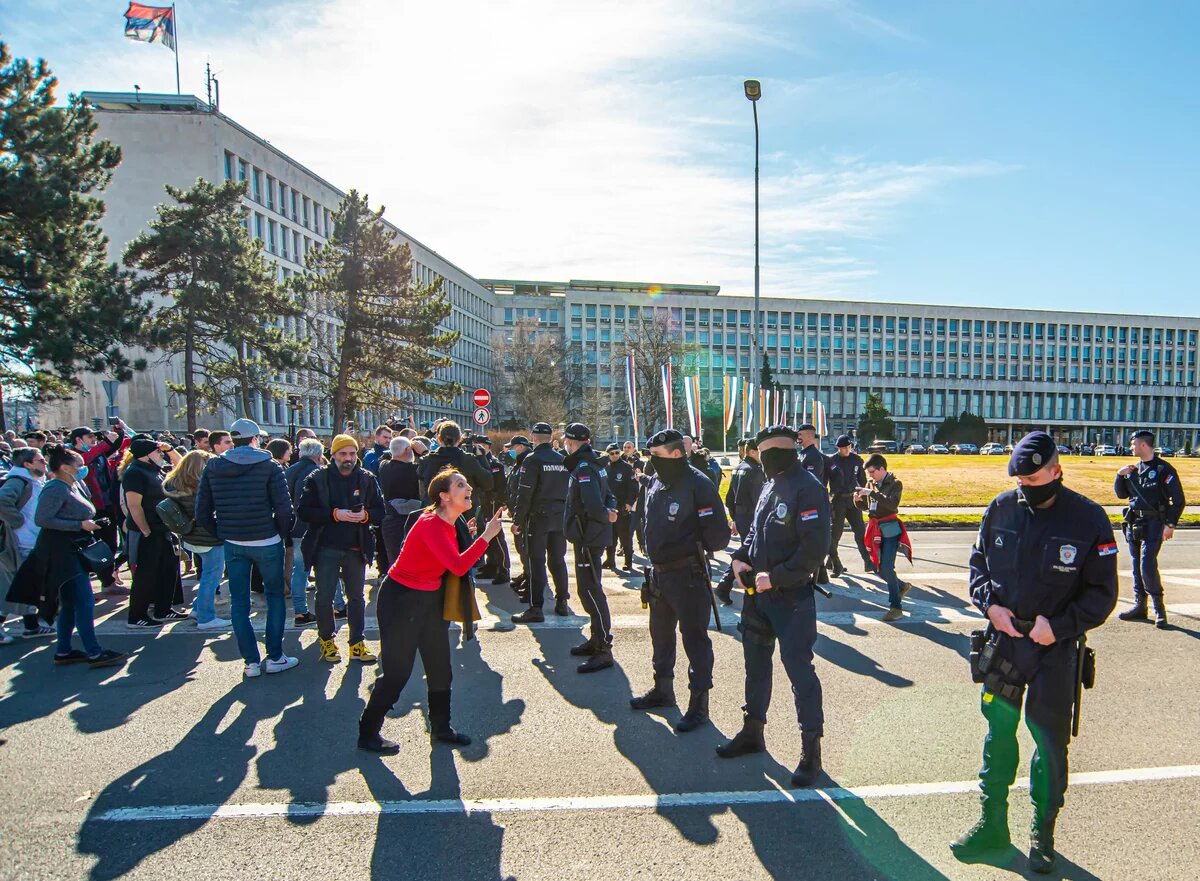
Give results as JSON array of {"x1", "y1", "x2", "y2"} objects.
[{"x1": 974, "y1": 633, "x2": 1026, "y2": 704}]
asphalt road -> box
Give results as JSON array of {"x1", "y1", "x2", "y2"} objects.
[{"x1": 2, "y1": 528, "x2": 1199, "y2": 881}]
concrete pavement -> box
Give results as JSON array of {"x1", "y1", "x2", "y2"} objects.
[{"x1": 2, "y1": 528, "x2": 1198, "y2": 880}]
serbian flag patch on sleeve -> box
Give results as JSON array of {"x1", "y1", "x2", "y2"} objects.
[
  {"x1": 698, "y1": 506, "x2": 714, "y2": 517},
  {"x1": 800, "y1": 509, "x2": 819, "y2": 521},
  {"x1": 577, "y1": 474, "x2": 591, "y2": 482},
  {"x1": 1098, "y1": 542, "x2": 1118, "y2": 556}
]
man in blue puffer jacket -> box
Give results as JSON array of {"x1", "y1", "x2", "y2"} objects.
[{"x1": 196, "y1": 418, "x2": 297, "y2": 678}]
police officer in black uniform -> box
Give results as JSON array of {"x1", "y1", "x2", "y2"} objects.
[
  {"x1": 717, "y1": 425, "x2": 830, "y2": 787},
  {"x1": 562, "y1": 422, "x2": 618, "y2": 673},
  {"x1": 604, "y1": 443, "x2": 637, "y2": 571},
  {"x1": 505, "y1": 435, "x2": 532, "y2": 597},
  {"x1": 953, "y1": 431, "x2": 1118, "y2": 874},
  {"x1": 797, "y1": 423, "x2": 829, "y2": 584},
  {"x1": 472, "y1": 435, "x2": 510, "y2": 584},
  {"x1": 826, "y1": 434, "x2": 874, "y2": 576},
  {"x1": 512, "y1": 423, "x2": 571, "y2": 622},
  {"x1": 1115, "y1": 429, "x2": 1185, "y2": 628},
  {"x1": 631, "y1": 429, "x2": 731, "y2": 730},
  {"x1": 715, "y1": 436, "x2": 764, "y2": 604}
]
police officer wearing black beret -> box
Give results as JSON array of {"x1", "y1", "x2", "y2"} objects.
[
  {"x1": 512, "y1": 423, "x2": 571, "y2": 621},
  {"x1": 717, "y1": 425, "x2": 830, "y2": 787},
  {"x1": 630, "y1": 429, "x2": 731, "y2": 730},
  {"x1": 1115, "y1": 429, "x2": 1185, "y2": 628},
  {"x1": 715, "y1": 436, "x2": 764, "y2": 604},
  {"x1": 562, "y1": 422, "x2": 618, "y2": 672},
  {"x1": 826, "y1": 434, "x2": 874, "y2": 577},
  {"x1": 954, "y1": 432, "x2": 1118, "y2": 873},
  {"x1": 604, "y1": 442, "x2": 637, "y2": 572}
]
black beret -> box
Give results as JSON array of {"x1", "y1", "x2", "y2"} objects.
[
  {"x1": 531, "y1": 422, "x2": 553, "y2": 434},
  {"x1": 648, "y1": 429, "x2": 684, "y2": 447},
  {"x1": 563, "y1": 422, "x2": 591, "y2": 441},
  {"x1": 1008, "y1": 431, "x2": 1057, "y2": 477},
  {"x1": 756, "y1": 424, "x2": 797, "y2": 444},
  {"x1": 836, "y1": 434, "x2": 852, "y2": 447},
  {"x1": 797, "y1": 423, "x2": 816, "y2": 433},
  {"x1": 744, "y1": 437, "x2": 758, "y2": 450},
  {"x1": 509, "y1": 435, "x2": 531, "y2": 447},
  {"x1": 605, "y1": 443, "x2": 621, "y2": 453}
]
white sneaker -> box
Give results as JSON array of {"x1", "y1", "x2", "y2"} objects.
[
  {"x1": 197, "y1": 617, "x2": 232, "y2": 630},
  {"x1": 265, "y1": 655, "x2": 298, "y2": 674},
  {"x1": 244, "y1": 662, "x2": 262, "y2": 678}
]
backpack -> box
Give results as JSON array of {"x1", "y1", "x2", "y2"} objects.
[
  {"x1": 1, "y1": 474, "x2": 34, "y2": 512},
  {"x1": 155, "y1": 496, "x2": 195, "y2": 536}
]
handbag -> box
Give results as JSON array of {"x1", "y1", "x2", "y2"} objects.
[
  {"x1": 442, "y1": 571, "x2": 482, "y2": 634},
  {"x1": 75, "y1": 536, "x2": 116, "y2": 580}
]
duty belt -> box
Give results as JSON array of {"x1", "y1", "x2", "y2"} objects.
[{"x1": 651, "y1": 556, "x2": 699, "y2": 573}]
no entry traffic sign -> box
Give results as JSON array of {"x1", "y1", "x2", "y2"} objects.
[
  {"x1": 473, "y1": 407, "x2": 491, "y2": 426},
  {"x1": 472, "y1": 388, "x2": 491, "y2": 408}
]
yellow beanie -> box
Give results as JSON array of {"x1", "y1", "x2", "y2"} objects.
[{"x1": 331, "y1": 434, "x2": 358, "y2": 455}]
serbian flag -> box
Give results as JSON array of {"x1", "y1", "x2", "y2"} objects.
[
  {"x1": 722, "y1": 376, "x2": 739, "y2": 434},
  {"x1": 683, "y1": 375, "x2": 702, "y2": 443},
  {"x1": 660, "y1": 361, "x2": 673, "y2": 430},
  {"x1": 625, "y1": 353, "x2": 641, "y2": 443},
  {"x1": 742, "y1": 381, "x2": 753, "y2": 435},
  {"x1": 125, "y1": 3, "x2": 176, "y2": 50}
]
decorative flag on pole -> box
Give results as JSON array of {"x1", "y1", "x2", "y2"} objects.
[
  {"x1": 624, "y1": 353, "x2": 640, "y2": 443},
  {"x1": 660, "y1": 361, "x2": 673, "y2": 430},
  {"x1": 722, "y1": 376, "x2": 740, "y2": 434},
  {"x1": 742, "y1": 381, "x2": 753, "y2": 435},
  {"x1": 781, "y1": 389, "x2": 789, "y2": 428},
  {"x1": 813, "y1": 400, "x2": 828, "y2": 437},
  {"x1": 683, "y1": 376, "x2": 702, "y2": 443},
  {"x1": 759, "y1": 387, "x2": 767, "y2": 427},
  {"x1": 794, "y1": 391, "x2": 802, "y2": 428},
  {"x1": 124, "y1": 3, "x2": 181, "y2": 93}
]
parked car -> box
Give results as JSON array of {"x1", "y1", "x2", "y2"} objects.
[
  {"x1": 951, "y1": 443, "x2": 979, "y2": 455},
  {"x1": 929, "y1": 444, "x2": 950, "y2": 455},
  {"x1": 868, "y1": 440, "x2": 898, "y2": 454},
  {"x1": 906, "y1": 443, "x2": 927, "y2": 454},
  {"x1": 1081, "y1": 444, "x2": 1095, "y2": 456},
  {"x1": 1056, "y1": 444, "x2": 1071, "y2": 455},
  {"x1": 980, "y1": 443, "x2": 1006, "y2": 456},
  {"x1": 1004, "y1": 444, "x2": 1014, "y2": 454},
  {"x1": 1155, "y1": 447, "x2": 1175, "y2": 458},
  {"x1": 1095, "y1": 444, "x2": 1117, "y2": 456}
]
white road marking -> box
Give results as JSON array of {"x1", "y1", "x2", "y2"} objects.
[{"x1": 91, "y1": 764, "x2": 1200, "y2": 822}]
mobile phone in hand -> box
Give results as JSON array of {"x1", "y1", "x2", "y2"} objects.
[{"x1": 351, "y1": 504, "x2": 363, "y2": 513}]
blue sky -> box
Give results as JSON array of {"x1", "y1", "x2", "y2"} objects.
[{"x1": 2, "y1": 0, "x2": 1197, "y2": 313}]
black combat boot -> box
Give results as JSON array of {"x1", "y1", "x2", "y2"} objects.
[
  {"x1": 674, "y1": 689, "x2": 710, "y2": 732},
  {"x1": 629, "y1": 676, "x2": 676, "y2": 710},
  {"x1": 512, "y1": 606, "x2": 544, "y2": 624},
  {"x1": 716, "y1": 715, "x2": 766, "y2": 758},
  {"x1": 715, "y1": 571, "x2": 734, "y2": 606},
  {"x1": 570, "y1": 635, "x2": 599, "y2": 656},
  {"x1": 1118, "y1": 596, "x2": 1148, "y2": 621},
  {"x1": 1151, "y1": 596, "x2": 1169, "y2": 629},
  {"x1": 790, "y1": 732, "x2": 823, "y2": 786},
  {"x1": 491, "y1": 570, "x2": 510, "y2": 585},
  {"x1": 577, "y1": 640, "x2": 613, "y2": 673},
  {"x1": 950, "y1": 795, "x2": 1011, "y2": 858},
  {"x1": 830, "y1": 561, "x2": 846, "y2": 578},
  {"x1": 555, "y1": 597, "x2": 570, "y2": 616},
  {"x1": 357, "y1": 715, "x2": 400, "y2": 754},
  {"x1": 427, "y1": 690, "x2": 471, "y2": 747},
  {"x1": 1028, "y1": 812, "x2": 1057, "y2": 874}
]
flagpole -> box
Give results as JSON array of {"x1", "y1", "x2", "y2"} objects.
[{"x1": 172, "y1": 4, "x2": 180, "y2": 94}]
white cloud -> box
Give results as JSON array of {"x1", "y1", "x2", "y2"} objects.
[{"x1": 12, "y1": 0, "x2": 1006, "y2": 297}]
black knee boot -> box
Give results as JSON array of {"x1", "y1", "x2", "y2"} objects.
[
  {"x1": 428, "y1": 689, "x2": 471, "y2": 746},
  {"x1": 357, "y1": 711, "x2": 400, "y2": 753}
]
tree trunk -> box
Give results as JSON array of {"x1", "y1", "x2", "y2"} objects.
[
  {"x1": 184, "y1": 307, "x2": 197, "y2": 433},
  {"x1": 236, "y1": 340, "x2": 252, "y2": 417},
  {"x1": 332, "y1": 312, "x2": 356, "y2": 433}
]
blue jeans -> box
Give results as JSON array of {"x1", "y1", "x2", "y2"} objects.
[
  {"x1": 225, "y1": 541, "x2": 286, "y2": 664},
  {"x1": 878, "y1": 534, "x2": 901, "y2": 607},
  {"x1": 191, "y1": 543, "x2": 225, "y2": 624},
  {"x1": 56, "y1": 571, "x2": 101, "y2": 657},
  {"x1": 289, "y1": 543, "x2": 344, "y2": 614}
]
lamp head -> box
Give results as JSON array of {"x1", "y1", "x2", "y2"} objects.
[{"x1": 744, "y1": 79, "x2": 761, "y2": 101}]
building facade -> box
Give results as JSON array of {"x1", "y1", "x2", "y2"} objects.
[
  {"x1": 42, "y1": 92, "x2": 492, "y2": 434},
  {"x1": 484, "y1": 279, "x2": 1200, "y2": 450}
]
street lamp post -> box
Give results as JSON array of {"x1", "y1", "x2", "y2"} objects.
[{"x1": 744, "y1": 78, "x2": 762, "y2": 432}]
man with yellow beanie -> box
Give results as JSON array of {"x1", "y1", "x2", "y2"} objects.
[{"x1": 297, "y1": 433, "x2": 386, "y2": 663}]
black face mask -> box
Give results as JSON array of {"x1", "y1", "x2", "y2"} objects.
[
  {"x1": 760, "y1": 447, "x2": 798, "y2": 477},
  {"x1": 652, "y1": 454, "x2": 689, "y2": 484},
  {"x1": 1017, "y1": 475, "x2": 1063, "y2": 509}
]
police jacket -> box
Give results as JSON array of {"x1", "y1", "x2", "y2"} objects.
[
  {"x1": 732, "y1": 460, "x2": 831, "y2": 590},
  {"x1": 563, "y1": 445, "x2": 615, "y2": 547},
  {"x1": 969, "y1": 485, "x2": 1118, "y2": 653},
  {"x1": 506, "y1": 451, "x2": 528, "y2": 507},
  {"x1": 826, "y1": 451, "x2": 866, "y2": 496},
  {"x1": 1114, "y1": 456, "x2": 1185, "y2": 527},
  {"x1": 475, "y1": 452, "x2": 506, "y2": 506},
  {"x1": 800, "y1": 443, "x2": 827, "y2": 485},
  {"x1": 513, "y1": 443, "x2": 569, "y2": 529},
  {"x1": 607, "y1": 457, "x2": 637, "y2": 508},
  {"x1": 645, "y1": 465, "x2": 730, "y2": 564},
  {"x1": 725, "y1": 458, "x2": 765, "y2": 536}
]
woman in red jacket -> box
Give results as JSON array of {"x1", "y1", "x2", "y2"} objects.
[{"x1": 358, "y1": 468, "x2": 505, "y2": 753}]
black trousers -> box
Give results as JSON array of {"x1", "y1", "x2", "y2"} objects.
[
  {"x1": 94, "y1": 510, "x2": 120, "y2": 586},
  {"x1": 740, "y1": 586, "x2": 823, "y2": 734},
  {"x1": 477, "y1": 501, "x2": 510, "y2": 574},
  {"x1": 573, "y1": 543, "x2": 611, "y2": 644},
  {"x1": 606, "y1": 512, "x2": 634, "y2": 566},
  {"x1": 128, "y1": 530, "x2": 181, "y2": 622},
  {"x1": 649, "y1": 565, "x2": 714, "y2": 690},
  {"x1": 528, "y1": 522, "x2": 568, "y2": 609},
  {"x1": 360, "y1": 580, "x2": 452, "y2": 728},
  {"x1": 829, "y1": 494, "x2": 872, "y2": 569}
]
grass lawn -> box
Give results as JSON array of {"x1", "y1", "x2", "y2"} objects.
[{"x1": 713, "y1": 454, "x2": 1200, "y2": 508}]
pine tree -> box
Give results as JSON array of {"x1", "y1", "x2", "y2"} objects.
[
  {"x1": 759, "y1": 353, "x2": 781, "y2": 392},
  {"x1": 856, "y1": 392, "x2": 895, "y2": 445},
  {"x1": 0, "y1": 43, "x2": 147, "y2": 399},
  {"x1": 124, "y1": 178, "x2": 305, "y2": 430},
  {"x1": 295, "y1": 191, "x2": 459, "y2": 431}
]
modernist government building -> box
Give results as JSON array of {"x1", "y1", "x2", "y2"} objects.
[{"x1": 45, "y1": 92, "x2": 1200, "y2": 450}]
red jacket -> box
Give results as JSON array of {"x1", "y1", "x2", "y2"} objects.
[
  {"x1": 865, "y1": 514, "x2": 913, "y2": 568},
  {"x1": 77, "y1": 427, "x2": 125, "y2": 509},
  {"x1": 387, "y1": 510, "x2": 487, "y2": 591}
]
